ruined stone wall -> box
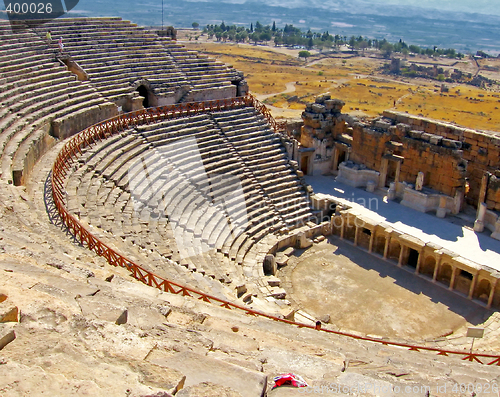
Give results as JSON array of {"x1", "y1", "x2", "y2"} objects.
[
  {"x1": 301, "y1": 98, "x2": 469, "y2": 199},
  {"x1": 486, "y1": 175, "x2": 500, "y2": 212},
  {"x1": 383, "y1": 111, "x2": 500, "y2": 210},
  {"x1": 349, "y1": 121, "x2": 466, "y2": 197},
  {"x1": 300, "y1": 96, "x2": 345, "y2": 174}
]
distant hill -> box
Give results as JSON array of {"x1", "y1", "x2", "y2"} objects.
[{"x1": 3, "y1": 0, "x2": 500, "y2": 54}]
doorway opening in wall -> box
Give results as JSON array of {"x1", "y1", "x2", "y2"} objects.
[
  {"x1": 337, "y1": 150, "x2": 347, "y2": 170},
  {"x1": 386, "y1": 160, "x2": 398, "y2": 187},
  {"x1": 408, "y1": 248, "x2": 419, "y2": 268},
  {"x1": 137, "y1": 85, "x2": 150, "y2": 108},
  {"x1": 301, "y1": 157, "x2": 308, "y2": 175}
]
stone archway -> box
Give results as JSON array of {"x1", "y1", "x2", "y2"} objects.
[
  {"x1": 420, "y1": 256, "x2": 436, "y2": 278},
  {"x1": 357, "y1": 227, "x2": 371, "y2": 250},
  {"x1": 132, "y1": 79, "x2": 157, "y2": 109},
  {"x1": 344, "y1": 219, "x2": 356, "y2": 241},
  {"x1": 373, "y1": 234, "x2": 386, "y2": 256},
  {"x1": 474, "y1": 278, "x2": 491, "y2": 303},
  {"x1": 455, "y1": 269, "x2": 473, "y2": 295},
  {"x1": 437, "y1": 263, "x2": 452, "y2": 287},
  {"x1": 407, "y1": 248, "x2": 419, "y2": 268},
  {"x1": 137, "y1": 85, "x2": 150, "y2": 108},
  {"x1": 388, "y1": 239, "x2": 401, "y2": 262}
]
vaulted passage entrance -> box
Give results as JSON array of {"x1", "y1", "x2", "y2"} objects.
[{"x1": 137, "y1": 85, "x2": 150, "y2": 108}]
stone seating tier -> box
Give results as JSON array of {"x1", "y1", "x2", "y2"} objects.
[
  {"x1": 62, "y1": 106, "x2": 309, "y2": 297},
  {"x1": 23, "y1": 17, "x2": 241, "y2": 105},
  {"x1": 0, "y1": 28, "x2": 116, "y2": 183}
]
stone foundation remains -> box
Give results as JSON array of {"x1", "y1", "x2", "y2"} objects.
[{"x1": 299, "y1": 95, "x2": 500, "y2": 237}]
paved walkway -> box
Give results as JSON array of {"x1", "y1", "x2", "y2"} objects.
[{"x1": 306, "y1": 175, "x2": 500, "y2": 272}]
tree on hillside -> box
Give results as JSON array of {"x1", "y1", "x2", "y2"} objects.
[
  {"x1": 192, "y1": 22, "x2": 199, "y2": 29},
  {"x1": 261, "y1": 31, "x2": 272, "y2": 42},
  {"x1": 307, "y1": 37, "x2": 314, "y2": 50},
  {"x1": 299, "y1": 50, "x2": 311, "y2": 60},
  {"x1": 381, "y1": 42, "x2": 393, "y2": 58},
  {"x1": 349, "y1": 36, "x2": 357, "y2": 51},
  {"x1": 359, "y1": 40, "x2": 368, "y2": 55},
  {"x1": 249, "y1": 32, "x2": 260, "y2": 44},
  {"x1": 272, "y1": 21, "x2": 276, "y2": 32}
]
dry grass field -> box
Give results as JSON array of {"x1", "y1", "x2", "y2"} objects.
[{"x1": 186, "y1": 41, "x2": 500, "y2": 131}]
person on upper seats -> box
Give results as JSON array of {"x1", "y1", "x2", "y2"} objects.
[{"x1": 58, "y1": 37, "x2": 64, "y2": 55}]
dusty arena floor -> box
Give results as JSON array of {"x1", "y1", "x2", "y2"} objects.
[{"x1": 282, "y1": 237, "x2": 491, "y2": 341}]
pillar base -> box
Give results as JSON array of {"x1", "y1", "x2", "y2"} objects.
[
  {"x1": 366, "y1": 181, "x2": 376, "y2": 193},
  {"x1": 491, "y1": 220, "x2": 500, "y2": 241},
  {"x1": 387, "y1": 183, "x2": 396, "y2": 201},
  {"x1": 436, "y1": 207, "x2": 447, "y2": 218},
  {"x1": 473, "y1": 219, "x2": 484, "y2": 233}
]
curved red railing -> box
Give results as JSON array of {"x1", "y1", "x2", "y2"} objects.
[{"x1": 51, "y1": 95, "x2": 500, "y2": 366}]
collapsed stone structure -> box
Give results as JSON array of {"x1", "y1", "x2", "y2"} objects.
[
  {"x1": 390, "y1": 58, "x2": 497, "y2": 87},
  {"x1": 1, "y1": 17, "x2": 500, "y2": 396},
  {"x1": 300, "y1": 95, "x2": 500, "y2": 236}
]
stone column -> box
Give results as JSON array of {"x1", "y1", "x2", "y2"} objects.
[
  {"x1": 477, "y1": 172, "x2": 490, "y2": 212},
  {"x1": 415, "y1": 172, "x2": 424, "y2": 191},
  {"x1": 491, "y1": 218, "x2": 500, "y2": 241},
  {"x1": 332, "y1": 147, "x2": 340, "y2": 172},
  {"x1": 398, "y1": 245, "x2": 405, "y2": 267},
  {"x1": 415, "y1": 250, "x2": 423, "y2": 274},
  {"x1": 353, "y1": 225, "x2": 359, "y2": 246},
  {"x1": 474, "y1": 202, "x2": 487, "y2": 233},
  {"x1": 379, "y1": 157, "x2": 388, "y2": 188},
  {"x1": 394, "y1": 161, "x2": 401, "y2": 184},
  {"x1": 368, "y1": 231, "x2": 375, "y2": 253},
  {"x1": 340, "y1": 215, "x2": 345, "y2": 240},
  {"x1": 383, "y1": 236, "x2": 391, "y2": 259},
  {"x1": 487, "y1": 278, "x2": 498, "y2": 309},
  {"x1": 387, "y1": 182, "x2": 397, "y2": 201},
  {"x1": 432, "y1": 256, "x2": 442, "y2": 283},
  {"x1": 468, "y1": 273, "x2": 478, "y2": 299},
  {"x1": 449, "y1": 267, "x2": 458, "y2": 291},
  {"x1": 436, "y1": 196, "x2": 447, "y2": 219}
]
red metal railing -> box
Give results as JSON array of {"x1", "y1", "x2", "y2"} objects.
[{"x1": 51, "y1": 95, "x2": 500, "y2": 366}]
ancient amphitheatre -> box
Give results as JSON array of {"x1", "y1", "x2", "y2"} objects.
[{"x1": 0, "y1": 16, "x2": 500, "y2": 396}]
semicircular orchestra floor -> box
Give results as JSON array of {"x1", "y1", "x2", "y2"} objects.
[{"x1": 284, "y1": 237, "x2": 491, "y2": 341}]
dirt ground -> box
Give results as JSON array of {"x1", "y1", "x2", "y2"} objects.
[
  {"x1": 184, "y1": 38, "x2": 500, "y2": 131},
  {"x1": 281, "y1": 237, "x2": 491, "y2": 341}
]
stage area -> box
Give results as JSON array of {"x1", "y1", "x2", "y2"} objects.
[{"x1": 283, "y1": 237, "x2": 491, "y2": 340}]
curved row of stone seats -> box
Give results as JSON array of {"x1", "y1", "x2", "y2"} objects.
[
  {"x1": 158, "y1": 37, "x2": 241, "y2": 100},
  {"x1": 63, "y1": 120, "x2": 241, "y2": 288},
  {"x1": 65, "y1": 133, "x2": 238, "y2": 298},
  {"x1": 130, "y1": 115, "x2": 282, "y2": 272},
  {"x1": 29, "y1": 19, "x2": 188, "y2": 105},
  {"x1": 24, "y1": 18, "x2": 241, "y2": 106},
  {"x1": 0, "y1": 21, "x2": 116, "y2": 185},
  {"x1": 62, "y1": 106, "x2": 306, "y2": 296},
  {"x1": 80, "y1": 154, "x2": 245, "y2": 290},
  {"x1": 211, "y1": 107, "x2": 313, "y2": 228}
]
